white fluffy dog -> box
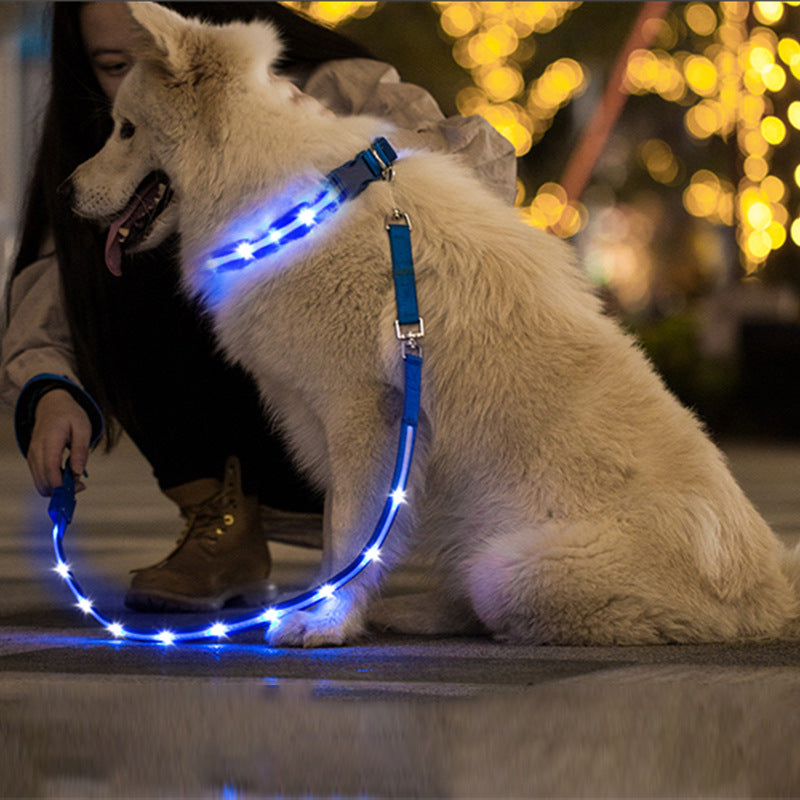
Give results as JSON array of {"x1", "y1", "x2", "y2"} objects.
[{"x1": 71, "y1": 2, "x2": 800, "y2": 647}]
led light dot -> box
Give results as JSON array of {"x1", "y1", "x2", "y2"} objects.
[
  {"x1": 363, "y1": 546, "x2": 382, "y2": 563},
  {"x1": 157, "y1": 630, "x2": 176, "y2": 646},
  {"x1": 317, "y1": 584, "x2": 336, "y2": 600},
  {"x1": 77, "y1": 597, "x2": 93, "y2": 614},
  {"x1": 298, "y1": 207, "x2": 316, "y2": 226},
  {"x1": 390, "y1": 488, "x2": 408, "y2": 506},
  {"x1": 54, "y1": 561, "x2": 71, "y2": 579},
  {"x1": 235, "y1": 242, "x2": 256, "y2": 260},
  {"x1": 261, "y1": 608, "x2": 281, "y2": 624},
  {"x1": 107, "y1": 623, "x2": 126, "y2": 638},
  {"x1": 207, "y1": 622, "x2": 229, "y2": 639}
]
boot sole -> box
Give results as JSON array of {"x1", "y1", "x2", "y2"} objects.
[{"x1": 124, "y1": 580, "x2": 277, "y2": 613}]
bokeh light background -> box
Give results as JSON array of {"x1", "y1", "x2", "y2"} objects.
[{"x1": 282, "y1": 1, "x2": 800, "y2": 436}]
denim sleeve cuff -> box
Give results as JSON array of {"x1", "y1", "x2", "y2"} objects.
[{"x1": 14, "y1": 373, "x2": 105, "y2": 458}]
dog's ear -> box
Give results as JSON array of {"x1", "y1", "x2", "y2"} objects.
[{"x1": 125, "y1": 1, "x2": 197, "y2": 76}]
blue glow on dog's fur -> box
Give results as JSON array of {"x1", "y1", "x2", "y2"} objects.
[
  {"x1": 204, "y1": 181, "x2": 345, "y2": 274},
  {"x1": 196, "y1": 180, "x2": 347, "y2": 309}
]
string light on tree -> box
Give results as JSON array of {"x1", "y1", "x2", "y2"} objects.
[
  {"x1": 432, "y1": 1, "x2": 587, "y2": 240},
  {"x1": 281, "y1": 1, "x2": 800, "y2": 272},
  {"x1": 627, "y1": 1, "x2": 800, "y2": 275},
  {"x1": 280, "y1": 1, "x2": 378, "y2": 25}
]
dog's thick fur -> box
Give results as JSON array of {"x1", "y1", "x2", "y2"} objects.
[{"x1": 72, "y1": 3, "x2": 800, "y2": 647}]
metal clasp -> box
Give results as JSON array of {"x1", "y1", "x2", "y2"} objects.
[
  {"x1": 395, "y1": 317, "x2": 424, "y2": 357},
  {"x1": 385, "y1": 209, "x2": 412, "y2": 230},
  {"x1": 370, "y1": 143, "x2": 395, "y2": 182}
]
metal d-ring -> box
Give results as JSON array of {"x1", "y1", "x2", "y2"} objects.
[{"x1": 386, "y1": 208, "x2": 412, "y2": 230}]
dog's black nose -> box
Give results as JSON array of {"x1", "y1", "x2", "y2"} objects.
[{"x1": 57, "y1": 178, "x2": 75, "y2": 207}]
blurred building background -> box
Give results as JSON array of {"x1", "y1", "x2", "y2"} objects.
[
  {"x1": 2, "y1": 1, "x2": 799, "y2": 438},
  {"x1": 0, "y1": 3, "x2": 48, "y2": 283}
]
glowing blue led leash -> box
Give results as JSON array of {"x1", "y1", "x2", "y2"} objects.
[{"x1": 46, "y1": 138, "x2": 425, "y2": 644}]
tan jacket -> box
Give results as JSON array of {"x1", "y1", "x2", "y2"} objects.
[{"x1": 1, "y1": 59, "x2": 517, "y2": 409}]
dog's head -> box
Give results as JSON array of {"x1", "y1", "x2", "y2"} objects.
[{"x1": 70, "y1": 1, "x2": 289, "y2": 275}]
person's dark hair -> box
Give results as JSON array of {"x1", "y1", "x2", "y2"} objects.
[{"x1": 11, "y1": 2, "x2": 373, "y2": 447}]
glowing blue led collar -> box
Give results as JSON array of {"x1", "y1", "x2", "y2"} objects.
[
  {"x1": 45, "y1": 137, "x2": 426, "y2": 645},
  {"x1": 205, "y1": 137, "x2": 398, "y2": 273}
]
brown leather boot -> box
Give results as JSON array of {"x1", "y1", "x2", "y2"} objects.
[{"x1": 125, "y1": 456, "x2": 273, "y2": 612}]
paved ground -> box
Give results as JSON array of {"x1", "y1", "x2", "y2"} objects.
[{"x1": 1, "y1": 407, "x2": 800, "y2": 798}]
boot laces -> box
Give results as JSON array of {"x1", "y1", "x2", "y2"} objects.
[
  {"x1": 131, "y1": 489, "x2": 234, "y2": 573},
  {"x1": 181, "y1": 483, "x2": 238, "y2": 541}
]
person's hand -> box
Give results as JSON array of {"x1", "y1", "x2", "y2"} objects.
[{"x1": 27, "y1": 389, "x2": 92, "y2": 496}]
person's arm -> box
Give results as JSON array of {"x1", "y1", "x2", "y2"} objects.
[
  {"x1": 302, "y1": 59, "x2": 518, "y2": 204},
  {"x1": 2, "y1": 255, "x2": 104, "y2": 494}
]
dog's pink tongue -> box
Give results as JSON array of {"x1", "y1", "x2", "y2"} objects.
[
  {"x1": 104, "y1": 201, "x2": 140, "y2": 277},
  {"x1": 104, "y1": 177, "x2": 165, "y2": 276}
]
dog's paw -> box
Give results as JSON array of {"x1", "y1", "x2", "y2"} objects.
[
  {"x1": 265, "y1": 610, "x2": 310, "y2": 647},
  {"x1": 266, "y1": 602, "x2": 365, "y2": 648}
]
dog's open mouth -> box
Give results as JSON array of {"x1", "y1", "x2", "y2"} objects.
[{"x1": 104, "y1": 171, "x2": 173, "y2": 276}]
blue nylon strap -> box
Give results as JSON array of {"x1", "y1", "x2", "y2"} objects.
[
  {"x1": 49, "y1": 465, "x2": 76, "y2": 526},
  {"x1": 370, "y1": 137, "x2": 397, "y2": 170},
  {"x1": 387, "y1": 223, "x2": 420, "y2": 327},
  {"x1": 401, "y1": 353, "x2": 422, "y2": 427}
]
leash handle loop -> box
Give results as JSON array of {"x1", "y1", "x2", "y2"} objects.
[{"x1": 48, "y1": 462, "x2": 76, "y2": 526}]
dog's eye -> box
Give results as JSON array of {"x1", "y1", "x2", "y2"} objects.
[{"x1": 119, "y1": 120, "x2": 136, "y2": 140}]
